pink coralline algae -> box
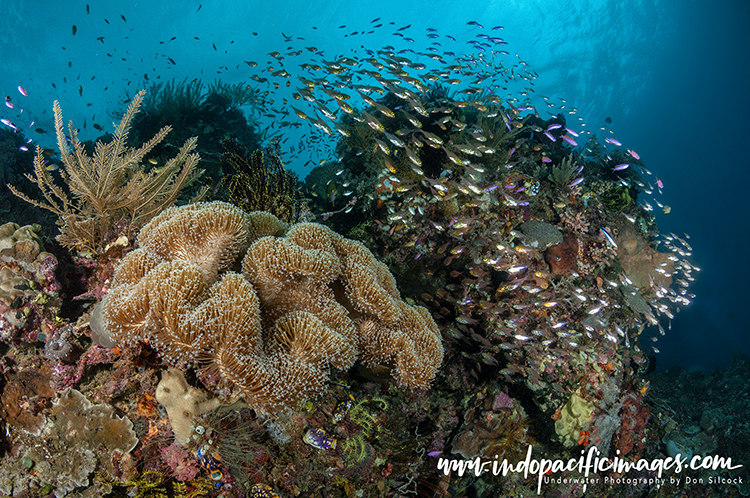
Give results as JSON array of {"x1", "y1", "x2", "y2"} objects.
[
  {"x1": 160, "y1": 443, "x2": 201, "y2": 482},
  {"x1": 492, "y1": 391, "x2": 514, "y2": 411}
]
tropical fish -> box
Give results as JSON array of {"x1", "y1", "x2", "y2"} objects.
[
  {"x1": 569, "y1": 177, "x2": 584, "y2": 187},
  {"x1": 600, "y1": 228, "x2": 617, "y2": 248},
  {"x1": 561, "y1": 135, "x2": 577, "y2": 146},
  {"x1": 362, "y1": 111, "x2": 384, "y2": 132},
  {"x1": 291, "y1": 106, "x2": 309, "y2": 120}
]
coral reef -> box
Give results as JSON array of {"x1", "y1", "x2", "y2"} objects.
[
  {"x1": 0, "y1": 368, "x2": 53, "y2": 435},
  {"x1": 0, "y1": 24, "x2": 713, "y2": 498},
  {"x1": 8, "y1": 90, "x2": 205, "y2": 254},
  {"x1": 100, "y1": 201, "x2": 443, "y2": 414}
]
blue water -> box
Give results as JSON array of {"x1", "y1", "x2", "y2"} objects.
[{"x1": 2, "y1": 0, "x2": 748, "y2": 371}]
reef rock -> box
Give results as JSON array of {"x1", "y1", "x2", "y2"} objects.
[{"x1": 0, "y1": 222, "x2": 61, "y2": 342}]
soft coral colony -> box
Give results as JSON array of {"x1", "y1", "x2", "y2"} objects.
[{"x1": 93, "y1": 200, "x2": 443, "y2": 414}]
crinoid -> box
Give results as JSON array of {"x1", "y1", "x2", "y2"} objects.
[{"x1": 480, "y1": 410, "x2": 532, "y2": 463}]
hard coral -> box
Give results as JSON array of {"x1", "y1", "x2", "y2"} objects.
[
  {"x1": 0, "y1": 388, "x2": 138, "y2": 497},
  {"x1": 0, "y1": 222, "x2": 61, "y2": 343},
  {"x1": 616, "y1": 224, "x2": 674, "y2": 292},
  {"x1": 101, "y1": 201, "x2": 443, "y2": 415},
  {"x1": 0, "y1": 222, "x2": 57, "y2": 306}
]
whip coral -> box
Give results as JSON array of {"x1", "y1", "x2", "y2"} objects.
[{"x1": 99, "y1": 201, "x2": 442, "y2": 414}]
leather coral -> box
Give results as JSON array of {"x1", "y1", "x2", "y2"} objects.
[{"x1": 99, "y1": 201, "x2": 443, "y2": 414}]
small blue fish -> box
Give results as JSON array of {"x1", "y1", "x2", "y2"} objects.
[
  {"x1": 561, "y1": 135, "x2": 578, "y2": 146},
  {"x1": 303, "y1": 428, "x2": 337, "y2": 450},
  {"x1": 605, "y1": 137, "x2": 622, "y2": 146},
  {"x1": 600, "y1": 228, "x2": 618, "y2": 248},
  {"x1": 569, "y1": 177, "x2": 584, "y2": 187}
]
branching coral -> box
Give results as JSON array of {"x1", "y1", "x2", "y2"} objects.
[
  {"x1": 8, "y1": 90, "x2": 205, "y2": 254},
  {"x1": 100, "y1": 201, "x2": 443, "y2": 415}
]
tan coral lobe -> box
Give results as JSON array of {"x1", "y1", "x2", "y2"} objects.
[{"x1": 101, "y1": 201, "x2": 443, "y2": 414}]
